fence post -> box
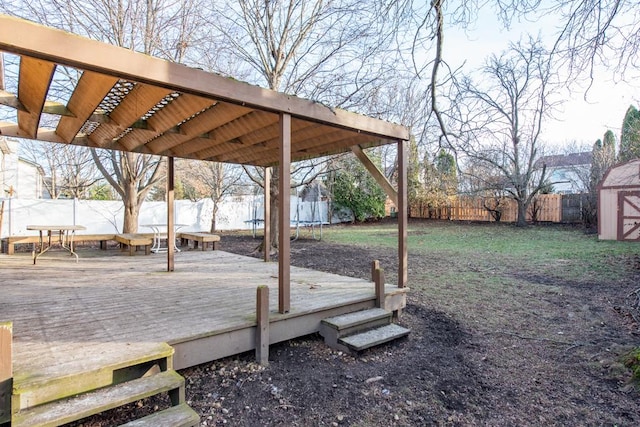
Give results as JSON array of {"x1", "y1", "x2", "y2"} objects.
[
  {"x1": 255, "y1": 286, "x2": 269, "y2": 366},
  {"x1": 1, "y1": 321, "x2": 12, "y2": 425}
]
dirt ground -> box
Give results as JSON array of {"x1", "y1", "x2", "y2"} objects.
[{"x1": 74, "y1": 222, "x2": 640, "y2": 426}]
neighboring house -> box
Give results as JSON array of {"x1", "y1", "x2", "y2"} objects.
[
  {"x1": 535, "y1": 152, "x2": 592, "y2": 194},
  {"x1": 0, "y1": 136, "x2": 46, "y2": 199}
]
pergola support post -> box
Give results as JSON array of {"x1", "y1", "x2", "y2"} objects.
[
  {"x1": 0, "y1": 321, "x2": 12, "y2": 426},
  {"x1": 264, "y1": 167, "x2": 271, "y2": 262},
  {"x1": 398, "y1": 140, "x2": 408, "y2": 289},
  {"x1": 167, "y1": 156, "x2": 175, "y2": 272},
  {"x1": 278, "y1": 113, "x2": 291, "y2": 313}
]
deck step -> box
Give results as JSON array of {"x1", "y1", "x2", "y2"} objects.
[
  {"x1": 119, "y1": 403, "x2": 200, "y2": 427},
  {"x1": 339, "y1": 323, "x2": 410, "y2": 352},
  {"x1": 13, "y1": 370, "x2": 185, "y2": 427},
  {"x1": 13, "y1": 342, "x2": 174, "y2": 410},
  {"x1": 319, "y1": 308, "x2": 395, "y2": 353},
  {"x1": 321, "y1": 308, "x2": 391, "y2": 332}
]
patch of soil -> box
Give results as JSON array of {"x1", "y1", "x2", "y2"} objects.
[{"x1": 73, "y1": 226, "x2": 640, "y2": 426}]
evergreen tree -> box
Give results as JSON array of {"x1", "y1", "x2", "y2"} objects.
[
  {"x1": 435, "y1": 149, "x2": 457, "y2": 196},
  {"x1": 591, "y1": 132, "x2": 616, "y2": 188},
  {"x1": 586, "y1": 131, "x2": 617, "y2": 228},
  {"x1": 590, "y1": 138, "x2": 603, "y2": 190},
  {"x1": 619, "y1": 105, "x2": 640, "y2": 162},
  {"x1": 407, "y1": 136, "x2": 423, "y2": 210},
  {"x1": 330, "y1": 155, "x2": 386, "y2": 223}
]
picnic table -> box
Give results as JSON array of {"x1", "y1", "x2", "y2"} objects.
[
  {"x1": 141, "y1": 224, "x2": 187, "y2": 253},
  {"x1": 26, "y1": 224, "x2": 86, "y2": 264}
]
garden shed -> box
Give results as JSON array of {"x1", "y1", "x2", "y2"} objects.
[{"x1": 598, "y1": 159, "x2": 640, "y2": 241}]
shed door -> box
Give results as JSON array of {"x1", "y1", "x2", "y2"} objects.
[{"x1": 618, "y1": 191, "x2": 640, "y2": 241}]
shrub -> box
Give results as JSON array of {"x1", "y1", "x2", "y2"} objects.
[{"x1": 623, "y1": 347, "x2": 640, "y2": 382}]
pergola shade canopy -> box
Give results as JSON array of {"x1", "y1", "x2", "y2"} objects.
[{"x1": 0, "y1": 15, "x2": 409, "y2": 167}]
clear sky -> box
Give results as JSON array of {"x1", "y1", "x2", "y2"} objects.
[{"x1": 444, "y1": 6, "x2": 639, "y2": 149}]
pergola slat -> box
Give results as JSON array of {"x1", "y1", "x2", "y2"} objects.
[
  {"x1": 89, "y1": 83, "x2": 172, "y2": 147},
  {"x1": 191, "y1": 111, "x2": 279, "y2": 160},
  {"x1": 56, "y1": 71, "x2": 118, "y2": 143},
  {"x1": 16, "y1": 56, "x2": 55, "y2": 138},
  {"x1": 118, "y1": 94, "x2": 215, "y2": 151},
  {"x1": 215, "y1": 120, "x2": 317, "y2": 164},
  {"x1": 147, "y1": 102, "x2": 252, "y2": 155},
  {"x1": 187, "y1": 138, "x2": 250, "y2": 162},
  {"x1": 0, "y1": 89, "x2": 26, "y2": 111},
  {"x1": 236, "y1": 127, "x2": 360, "y2": 165}
]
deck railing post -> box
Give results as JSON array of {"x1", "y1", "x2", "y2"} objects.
[
  {"x1": 256, "y1": 286, "x2": 270, "y2": 366},
  {"x1": 371, "y1": 260, "x2": 379, "y2": 283},
  {"x1": 374, "y1": 267, "x2": 385, "y2": 309},
  {"x1": 0, "y1": 321, "x2": 12, "y2": 425}
]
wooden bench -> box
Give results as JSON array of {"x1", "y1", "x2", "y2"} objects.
[
  {"x1": 2, "y1": 234, "x2": 117, "y2": 255},
  {"x1": 114, "y1": 234, "x2": 153, "y2": 256},
  {"x1": 178, "y1": 232, "x2": 220, "y2": 251}
]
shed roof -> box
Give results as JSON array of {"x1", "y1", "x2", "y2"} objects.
[
  {"x1": 600, "y1": 159, "x2": 640, "y2": 188},
  {"x1": 0, "y1": 15, "x2": 409, "y2": 167}
]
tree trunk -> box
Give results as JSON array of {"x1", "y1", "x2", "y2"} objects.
[
  {"x1": 210, "y1": 205, "x2": 218, "y2": 233},
  {"x1": 123, "y1": 203, "x2": 140, "y2": 233},
  {"x1": 515, "y1": 200, "x2": 528, "y2": 227},
  {"x1": 122, "y1": 183, "x2": 140, "y2": 233}
]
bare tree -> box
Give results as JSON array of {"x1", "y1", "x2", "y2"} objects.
[
  {"x1": 208, "y1": 0, "x2": 394, "y2": 249},
  {"x1": 21, "y1": 140, "x2": 101, "y2": 199},
  {"x1": 456, "y1": 36, "x2": 558, "y2": 226},
  {"x1": 178, "y1": 160, "x2": 246, "y2": 232},
  {"x1": 550, "y1": 0, "x2": 640, "y2": 81},
  {"x1": 89, "y1": 149, "x2": 163, "y2": 231},
  {"x1": 382, "y1": 0, "x2": 639, "y2": 163}
]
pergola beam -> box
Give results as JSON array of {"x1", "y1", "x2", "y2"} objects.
[{"x1": 16, "y1": 57, "x2": 55, "y2": 138}]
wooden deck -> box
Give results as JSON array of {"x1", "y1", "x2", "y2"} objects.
[{"x1": 0, "y1": 249, "x2": 405, "y2": 402}]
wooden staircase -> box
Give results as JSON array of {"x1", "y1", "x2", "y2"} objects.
[
  {"x1": 11, "y1": 343, "x2": 199, "y2": 427},
  {"x1": 319, "y1": 308, "x2": 410, "y2": 354}
]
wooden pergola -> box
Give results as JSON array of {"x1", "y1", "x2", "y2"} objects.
[{"x1": 0, "y1": 15, "x2": 410, "y2": 314}]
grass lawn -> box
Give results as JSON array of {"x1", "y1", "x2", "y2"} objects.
[
  {"x1": 321, "y1": 219, "x2": 640, "y2": 338},
  {"x1": 322, "y1": 219, "x2": 639, "y2": 280}
]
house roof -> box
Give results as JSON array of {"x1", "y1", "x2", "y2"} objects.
[
  {"x1": 0, "y1": 15, "x2": 409, "y2": 168},
  {"x1": 536, "y1": 152, "x2": 592, "y2": 169}
]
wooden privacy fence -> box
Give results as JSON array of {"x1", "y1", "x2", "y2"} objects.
[{"x1": 410, "y1": 194, "x2": 564, "y2": 223}]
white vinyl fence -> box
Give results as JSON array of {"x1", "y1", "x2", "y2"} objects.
[{"x1": 0, "y1": 196, "x2": 337, "y2": 237}]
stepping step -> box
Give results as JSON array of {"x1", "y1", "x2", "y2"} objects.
[
  {"x1": 13, "y1": 342, "x2": 174, "y2": 410},
  {"x1": 13, "y1": 370, "x2": 185, "y2": 427},
  {"x1": 119, "y1": 403, "x2": 200, "y2": 427},
  {"x1": 321, "y1": 308, "x2": 391, "y2": 335},
  {"x1": 339, "y1": 323, "x2": 410, "y2": 352}
]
